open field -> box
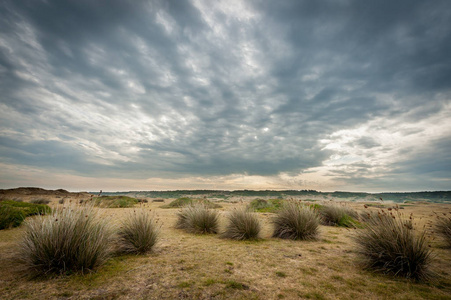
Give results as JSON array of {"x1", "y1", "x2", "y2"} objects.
[{"x1": 1, "y1": 191, "x2": 450, "y2": 299}]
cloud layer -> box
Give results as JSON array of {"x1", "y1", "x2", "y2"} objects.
[{"x1": 1, "y1": 0, "x2": 450, "y2": 191}]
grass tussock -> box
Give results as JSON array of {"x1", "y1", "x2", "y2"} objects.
[
  {"x1": 272, "y1": 201, "x2": 320, "y2": 240},
  {"x1": 319, "y1": 204, "x2": 360, "y2": 228},
  {"x1": 248, "y1": 198, "x2": 284, "y2": 213},
  {"x1": 163, "y1": 197, "x2": 221, "y2": 209},
  {"x1": 30, "y1": 198, "x2": 51, "y2": 205},
  {"x1": 221, "y1": 209, "x2": 261, "y2": 240},
  {"x1": 0, "y1": 200, "x2": 51, "y2": 230},
  {"x1": 18, "y1": 204, "x2": 114, "y2": 275},
  {"x1": 354, "y1": 210, "x2": 433, "y2": 281},
  {"x1": 435, "y1": 213, "x2": 451, "y2": 248},
  {"x1": 117, "y1": 209, "x2": 159, "y2": 254},
  {"x1": 175, "y1": 203, "x2": 219, "y2": 234},
  {"x1": 92, "y1": 196, "x2": 139, "y2": 208}
]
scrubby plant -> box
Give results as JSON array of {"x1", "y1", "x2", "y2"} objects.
[
  {"x1": 18, "y1": 204, "x2": 114, "y2": 275},
  {"x1": 221, "y1": 209, "x2": 261, "y2": 240},
  {"x1": 354, "y1": 210, "x2": 433, "y2": 281},
  {"x1": 319, "y1": 204, "x2": 359, "y2": 227},
  {"x1": 175, "y1": 203, "x2": 219, "y2": 234},
  {"x1": 0, "y1": 200, "x2": 51, "y2": 230},
  {"x1": 435, "y1": 213, "x2": 451, "y2": 248},
  {"x1": 117, "y1": 209, "x2": 159, "y2": 254},
  {"x1": 272, "y1": 202, "x2": 320, "y2": 240}
]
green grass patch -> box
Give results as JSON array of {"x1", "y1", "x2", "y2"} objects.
[
  {"x1": 0, "y1": 200, "x2": 51, "y2": 230},
  {"x1": 276, "y1": 271, "x2": 287, "y2": 278},
  {"x1": 225, "y1": 280, "x2": 249, "y2": 290}
]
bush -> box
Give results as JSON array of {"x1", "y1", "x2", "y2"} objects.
[
  {"x1": 163, "y1": 197, "x2": 221, "y2": 209},
  {"x1": 272, "y1": 202, "x2": 320, "y2": 240},
  {"x1": 175, "y1": 204, "x2": 219, "y2": 234},
  {"x1": 319, "y1": 204, "x2": 359, "y2": 227},
  {"x1": 18, "y1": 204, "x2": 114, "y2": 275},
  {"x1": 221, "y1": 209, "x2": 261, "y2": 240},
  {"x1": 435, "y1": 214, "x2": 451, "y2": 248},
  {"x1": 0, "y1": 200, "x2": 51, "y2": 230},
  {"x1": 354, "y1": 210, "x2": 433, "y2": 281},
  {"x1": 118, "y1": 209, "x2": 159, "y2": 254}
]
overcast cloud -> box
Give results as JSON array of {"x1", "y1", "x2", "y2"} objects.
[{"x1": 1, "y1": 0, "x2": 450, "y2": 192}]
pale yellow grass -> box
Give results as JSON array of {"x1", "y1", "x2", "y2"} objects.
[{"x1": 0, "y1": 196, "x2": 450, "y2": 299}]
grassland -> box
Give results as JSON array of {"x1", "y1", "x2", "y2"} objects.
[{"x1": 0, "y1": 192, "x2": 450, "y2": 299}]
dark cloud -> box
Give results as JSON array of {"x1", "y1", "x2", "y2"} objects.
[{"x1": 0, "y1": 0, "x2": 450, "y2": 190}]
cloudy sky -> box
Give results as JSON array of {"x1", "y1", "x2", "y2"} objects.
[{"x1": 1, "y1": 0, "x2": 450, "y2": 192}]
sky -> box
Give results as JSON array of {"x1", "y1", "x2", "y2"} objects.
[{"x1": 0, "y1": 0, "x2": 450, "y2": 192}]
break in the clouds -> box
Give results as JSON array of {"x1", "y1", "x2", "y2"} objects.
[{"x1": 0, "y1": 0, "x2": 450, "y2": 192}]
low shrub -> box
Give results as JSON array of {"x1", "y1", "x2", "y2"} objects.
[
  {"x1": 163, "y1": 197, "x2": 221, "y2": 209},
  {"x1": 248, "y1": 198, "x2": 284, "y2": 213},
  {"x1": 319, "y1": 204, "x2": 360, "y2": 228},
  {"x1": 272, "y1": 202, "x2": 320, "y2": 240},
  {"x1": 221, "y1": 209, "x2": 261, "y2": 240},
  {"x1": 435, "y1": 213, "x2": 451, "y2": 248},
  {"x1": 92, "y1": 196, "x2": 139, "y2": 208},
  {"x1": 0, "y1": 200, "x2": 51, "y2": 230},
  {"x1": 18, "y1": 204, "x2": 114, "y2": 275},
  {"x1": 354, "y1": 210, "x2": 433, "y2": 281},
  {"x1": 117, "y1": 209, "x2": 159, "y2": 254},
  {"x1": 175, "y1": 204, "x2": 219, "y2": 234}
]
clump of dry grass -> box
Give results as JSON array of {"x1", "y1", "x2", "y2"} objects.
[
  {"x1": 354, "y1": 209, "x2": 433, "y2": 281},
  {"x1": 175, "y1": 203, "x2": 219, "y2": 234},
  {"x1": 435, "y1": 213, "x2": 451, "y2": 248},
  {"x1": 117, "y1": 209, "x2": 159, "y2": 254},
  {"x1": 18, "y1": 204, "x2": 114, "y2": 275},
  {"x1": 221, "y1": 209, "x2": 261, "y2": 240},
  {"x1": 272, "y1": 201, "x2": 320, "y2": 240}
]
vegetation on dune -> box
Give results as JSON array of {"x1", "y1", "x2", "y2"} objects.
[
  {"x1": 248, "y1": 198, "x2": 285, "y2": 213},
  {"x1": 18, "y1": 204, "x2": 114, "y2": 275},
  {"x1": 175, "y1": 203, "x2": 219, "y2": 234},
  {"x1": 354, "y1": 209, "x2": 433, "y2": 281},
  {"x1": 163, "y1": 197, "x2": 221, "y2": 209},
  {"x1": 92, "y1": 195, "x2": 139, "y2": 208},
  {"x1": 435, "y1": 213, "x2": 451, "y2": 248},
  {"x1": 221, "y1": 209, "x2": 261, "y2": 240},
  {"x1": 0, "y1": 200, "x2": 51, "y2": 230},
  {"x1": 272, "y1": 201, "x2": 320, "y2": 240},
  {"x1": 117, "y1": 209, "x2": 159, "y2": 254}
]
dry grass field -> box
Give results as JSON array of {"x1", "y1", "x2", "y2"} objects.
[{"x1": 1, "y1": 193, "x2": 450, "y2": 300}]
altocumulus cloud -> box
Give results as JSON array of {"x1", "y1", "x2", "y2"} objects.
[{"x1": 0, "y1": 0, "x2": 450, "y2": 192}]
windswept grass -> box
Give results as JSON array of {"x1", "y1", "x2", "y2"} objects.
[
  {"x1": 175, "y1": 203, "x2": 219, "y2": 234},
  {"x1": 221, "y1": 209, "x2": 261, "y2": 240},
  {"x1": 18, "y1": 204, "x2": 114, "y2": 275},
  {"x1": 272, "y1": 201, "x2": 320, "y2": 240},
  {"x1": 0, "y1": 200, "x2": 51, "y2": 230},
  {"x1": 117, "y1": 209, "x2": 159, "y2": 254},
  {"x1": 354, "y1": 210, "x2": 433, "y2": 281}
]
